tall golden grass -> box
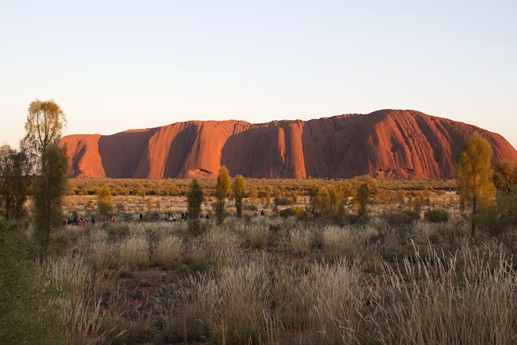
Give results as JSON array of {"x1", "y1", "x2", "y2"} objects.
[{"x1": 46, "y1": 213, "x2": 517, "y2": 344}]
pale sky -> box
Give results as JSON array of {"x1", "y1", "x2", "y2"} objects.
[{"x1": 1, "y1": 0, "x2": 516, "y2": 148}]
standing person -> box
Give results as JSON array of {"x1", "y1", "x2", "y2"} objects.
[
  {"x1": 91, "y1": 216, "x2": 95, "y2": 225},
  {"x1": 139, "y1": 213, "x2": 143, "y2": 221}
]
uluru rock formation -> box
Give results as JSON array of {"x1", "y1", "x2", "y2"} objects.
[{"x1": 60, "y1": 110, "x2": 517, "y2": 179}]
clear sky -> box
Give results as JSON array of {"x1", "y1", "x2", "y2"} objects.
[{"x1": 1, "y1": 0, "x2": 516, "y2": 148}]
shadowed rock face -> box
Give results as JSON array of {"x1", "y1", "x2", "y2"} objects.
[{"x1": 60, "y1": 109, "x2": 517, "y2": 179}]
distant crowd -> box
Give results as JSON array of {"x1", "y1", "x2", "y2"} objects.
[{"x1": 64, "y1": 209, "x2": 267, "y2": 227}]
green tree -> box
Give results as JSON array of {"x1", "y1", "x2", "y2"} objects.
[
  {"x1": 317, "y1": 187, "x2": 331, "y2": 216},
  {"x1": 215, "y1": 166, "x2": 231, "y2": 224},
  {"x1": 33, "y1": 144, "x2": 68, "y2": 259},
  {"x1": 477, "y1": 160, "x2": 517, "y2": 240},
  {"x1": 0, "y1": 146, "x2": 31, "y2": 220},
  {"x1": 337, "y1": 181, "x2": 354, "y2": 212},
  {"x1": 97, "y1": 184, "x2": 113, "y2": 225},
  {"x1": 493, "y1": 160, "x2": 517, "y2": 194},
  {"x1": 22, "y1": 100, "x2": 68, "y2": 258},
  {"x1": 187, "y1": 179, "x2": 204, "y2": 234},
  {"x1": 457, "y1": 132, "x2": 496, "y2": 236},
  {"x1": 327, "y1": 184, "x2": 344, "y2": 216},
  {"x1": 232, "y1": 175, "x2": 247, "y2": 218},
  {"x1": 356, "y1": 183, "x2": 370, "y2": 216},
  {"x1": 307, "y1": 184, "x2": 319, "y2": 214},
  {"x1": 21, "y1": 99, "x2": 66, "y2": 165},
  {"x1": 265, "y1": 186, "x2": 272, "y2": 206}
]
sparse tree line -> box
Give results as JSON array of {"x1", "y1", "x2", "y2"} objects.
[{"x1": 66, "y1": 175, "x2": 456, "y2": 197}]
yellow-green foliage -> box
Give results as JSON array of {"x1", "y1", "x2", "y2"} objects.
[
  {"x1": 457, "y1": 132, "x2": 496, "y2": 235},
  {"x1": 457, "y1": 132, "x2": 496, "y2": 207},
  {"x1": 215, "y1": 166, "x2": 231, "y2": 225},
  {"x1": 317, "y1": 187, "x2": 331, "y2": 216},
  {"x1": 187, "y1": 179, "x2": 204, "y2": 234},
  {"x1": 232, "y1": 175, "x2": 247, "y2": 218},
  {"x1": 97, "y1": 184, "x2": 113, "y2": 223}
]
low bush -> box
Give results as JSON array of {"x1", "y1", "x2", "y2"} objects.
[
  {"x1": 274, "y1": 197, "x2": 295, "y2": 206},
  {"x1": 424, "y1": 209, "x2": 449, "y2": 223},
  {"x1": 477, "y1": 193, "x2": 517, "y2": 240},
  {"x1": 244, "y1": 204, "x2": 258, "y2": 211},
  {"x1": 342, "y1": 214, "x2": 369, "y2": 225},
  {"x1": 383, "y1": 210, "x2": 420, "y2": 227},
  {"x1": 279, "y1": 207, "x2": 307, "y2": 218}
]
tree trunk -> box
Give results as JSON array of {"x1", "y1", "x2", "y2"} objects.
[{"x1": 471, "y1": 196, "x2": 477, "y2": 237}]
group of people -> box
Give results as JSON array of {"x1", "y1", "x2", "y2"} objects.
[
  {"x1": 139, "y1": 212, "x2": 199, "y2": 222},
  {"x1": 64, "y1": 215, "x2": 117, "y2": 227},
  {"x1": 254, "y1": 210, "x2": 266, "y2": 217},
  {"x1": 65, "y1": 209, "x2": 267, "y2": 228},
  {"x1": 64, "y1": 215, "x2": 95, "y2": 227}
]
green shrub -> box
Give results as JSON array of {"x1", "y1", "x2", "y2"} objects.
[
  {"x1": 383, "y1": 210, "x2": 420, "y2": 227},
  {"x1": 477, "y1": 193, "x2": 517, "y2": 238},
  {"x1": 279, "y1": 207, "x2": 307, "y2": 218},
  {"x1": 343, "y1": 214, "x2": 370, "y2": 225},
  {"x1": 274, "y1": 197, "x2": 295, "y2": 206},
  {"x1": 0, "y1": 221, "x2": 63, "y2": 344},
  {"x1": 424, "y1": 209, "x2": 449, "y2": 223},
  {"x1": 244, "y1": 204, "x2": 258, "y2": 211}
]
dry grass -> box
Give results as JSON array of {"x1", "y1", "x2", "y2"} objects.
[
  {"x1": 43, "y1": 257, "x2": 103, "y2": 345},
  {"x1": 161, "y1": 256, "x2": 272, "y2": 344},
  {"x1": 202, "y1": 226, "x2": 240, "y2": 269},
  {"x1": 117, "y1": 236, "x2": 150, "y2": 270},
  {"x1": 153, "y1": 236, "x2": 184, "y2": 269},
  {"x1": 273, "y1": 259, "x2": 365, "y2": 344},
  {"x1": 287, "y1": 227, "x2": 313, "y2": 256},
  {"x1": 369, "y1": 242, "x2": 517, "y2": 345},
  {"x1": 89, "y1": 237, "x2": 114, "y2": 270},
  {"x1": 248, "y1": 224, "x2": 270, "y2": 249},
  {"x1": 40, "y1": 204, "x2": 517, "y2": 345}
]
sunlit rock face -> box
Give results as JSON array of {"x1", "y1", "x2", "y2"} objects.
[{"x1": 60, "y1": 109, "x2": 517, "y2": 179}]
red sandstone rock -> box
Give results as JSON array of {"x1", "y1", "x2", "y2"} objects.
[{"x1": 60, "y1": 110, "x2": 517, "y2": 179}]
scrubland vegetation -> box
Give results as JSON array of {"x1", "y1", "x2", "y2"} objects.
[
  {"x1": 2, "y1": 108, "x2": 517, "y2": 345},
  {"x1": 4, "y1": 210, "x2": 517, "y2": 345}
]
